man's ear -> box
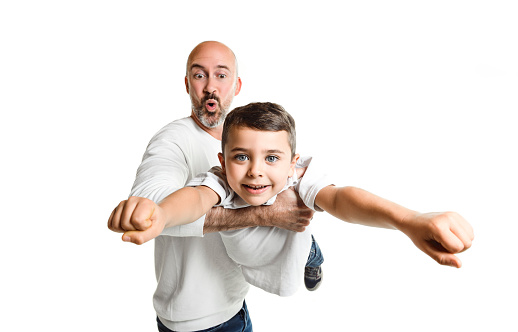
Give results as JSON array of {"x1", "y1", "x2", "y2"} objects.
[
  {"x1": 218, "y1": 153, "x2": 226, "y2": 174},
  {"x1": 288, "y1": 154, "x2": 300, "y2": 177},
  {"x1": 234, "y1": 77, "x2": 242, "y2": 96},
  {"x1": 185, "y1": 76, "x2": 190, "y2": 94}
]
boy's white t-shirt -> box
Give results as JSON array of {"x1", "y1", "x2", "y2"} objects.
[{"x1": 187, "y1": 156, "x2": 332, "y2": 296}]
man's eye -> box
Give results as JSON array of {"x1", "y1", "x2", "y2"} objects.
[
  {"x1": 266, "y1": 156, "x2": 279, "y2": 163},
  {"x1": 235, "y1": 154, "x2": 249, "y2": 161},
  {"x1": 194, "y1": 73, "x2": 205, "y2": 79},
  {"x1": 218, "y1": 74, "x2": 227, "y2": 79}
]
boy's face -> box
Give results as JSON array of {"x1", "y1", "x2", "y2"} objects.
[{"x1": 219, "y1": 127, "x2": 299, "y2": 206}]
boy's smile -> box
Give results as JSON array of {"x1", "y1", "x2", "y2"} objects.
[
  {"x1": 219, "y1": 127, "x2": 299, "y2": 206},
  {"x1": 242, "y1": 184, "x2": 271, "y2": 195}
]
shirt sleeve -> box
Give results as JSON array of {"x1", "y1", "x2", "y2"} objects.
[
  {"x1": 295, "y1": 156, "x2": 334, "y2": 212},
  {"x1": 186, "y1": 167, "x2": 233, "y2": 206},
  {"x1": 130, "y1": 124, "x2": 206, "y2": 237}
]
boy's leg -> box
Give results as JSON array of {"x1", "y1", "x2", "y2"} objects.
[
  {"x1": 305, "y1": 235, "x2": 324, "y2": 291},
  {"x1": 306, "y1": 235, "x2": 324, "y2": 267}
]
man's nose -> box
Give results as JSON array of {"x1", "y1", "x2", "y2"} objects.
[{"x1": 204, "y1": 77, "x2": 217, "y2": 95}]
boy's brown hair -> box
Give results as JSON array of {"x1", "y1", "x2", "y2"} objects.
[{"x1": 221, "y1": 102, "x2": 297, "y2": 158}]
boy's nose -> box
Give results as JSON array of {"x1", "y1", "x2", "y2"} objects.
[{"x1": 247, "y1": 162, "x2": 263, "y2": 178}]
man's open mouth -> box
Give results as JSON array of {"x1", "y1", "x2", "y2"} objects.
[{"x1": 205, "y1": 100, "x2": 217, "y2": 112}]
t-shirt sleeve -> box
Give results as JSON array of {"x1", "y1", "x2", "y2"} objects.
[
  {"x1": 186, "y1": 167, "x2": 233, "y2": 206},
  {"x1": 295, "y1": 156, "x2": 334, "y2": 212}
]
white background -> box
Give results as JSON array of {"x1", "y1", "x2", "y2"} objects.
[{"x1": 1, "y1": 1, "x2": 517, "y2": 331}]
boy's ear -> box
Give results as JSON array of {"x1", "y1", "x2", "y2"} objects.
[
  {"x1": 288, "y1": 154, "x2": 300, "y2": 177},
  {"x1": 218, "y1": 153, "x2": 226, "y2": 174}
]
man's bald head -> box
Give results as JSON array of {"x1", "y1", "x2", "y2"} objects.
[{"x1": 186, "y1": 41, "x2": 238, "y2": 78}]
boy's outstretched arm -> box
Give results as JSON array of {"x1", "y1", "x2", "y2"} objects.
[
  {"x1": 108, "y1": 186, "x2": 219, "y2": 245},
  {"x1": 315, "y1": 186, "x2": 474, "y2": 268}
]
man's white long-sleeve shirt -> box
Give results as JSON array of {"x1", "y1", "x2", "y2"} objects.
[{"x1": 130, "y1": 116, "x2": 249, "y2": 331}]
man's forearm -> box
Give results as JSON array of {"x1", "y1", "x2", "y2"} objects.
[
  {"x1": 203, "y1": 205, "x2": 268, "y2": 234},
  {"x1": 204, "y1": 188, "x2": 314, "y2": 234}
]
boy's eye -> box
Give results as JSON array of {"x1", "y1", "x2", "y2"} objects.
[
  {"x1": 235, "y1": 154, "x2": 249, "y2": 161},
  {"x1": 266, "y1": 155, "x2": 279, "y2": 163}
]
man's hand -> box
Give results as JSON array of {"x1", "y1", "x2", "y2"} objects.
[
  {"x1": 267, "y1": 187, "x2": 315, "y2": 232},
  {"x1": 398, "y1": 211, "x2": 474, "y2": 268},
  {"x1": 107, "y1": 196, "x2": 165, "y2": 245}
]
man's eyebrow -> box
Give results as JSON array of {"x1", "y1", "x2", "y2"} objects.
[
  {"x1": 189, "y1": 63, "x2": 205, "y2": 71},
  {"x1": 217, "y1": 64, "x2": 231, "y2": 71},
  {"x1": 190, "y1": 63, "x2": 231, "y2": 72}
]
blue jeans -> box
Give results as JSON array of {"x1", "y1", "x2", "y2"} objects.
[
  {"x1": 157, "y1": 301, "x2": 252, "y2": 332},
  {"x1": 306, "y1": 235, "x2": 324, "y2": 268}
]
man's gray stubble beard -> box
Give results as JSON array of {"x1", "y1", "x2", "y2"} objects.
[
  {"x1": 190, "y1": 93, "x2": 234, "y2": 128},
  {"x1": 189, "y1": 82, "x2": 237, "y2": 128},
  {"x1": 192, "y1": 106, "x2": 227, "y2": 128}
]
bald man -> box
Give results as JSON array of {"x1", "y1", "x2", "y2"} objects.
[{"x1": 111, "y1": 41, "x2": 314, "y2": 332}]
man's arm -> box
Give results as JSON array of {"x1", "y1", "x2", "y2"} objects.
[
  {"x1": 203, "y1": 187, "x2": 314, "y2": 234},
  {"x1": 315, "y1": 185, "x2": 474, "y2": 268}
]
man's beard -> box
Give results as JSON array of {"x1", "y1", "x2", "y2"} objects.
[{"x1": 191, "y1": 91, "x2": 233, "y2": 128}]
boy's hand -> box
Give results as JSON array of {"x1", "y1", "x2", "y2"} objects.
[
  {"x1": 399, "y1": 211, "x2": 474, "y2": 268},
  {"x1": 107, "y1": 196, "x2": 166, "y2": 245}
]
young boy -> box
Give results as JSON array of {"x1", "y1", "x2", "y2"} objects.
[
  {"x1": 110, "y1": 102, "x2": 473, "y2": 296},
  {"x1": 185, "y1": 102, "x2": 330, "y2": 295}
]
